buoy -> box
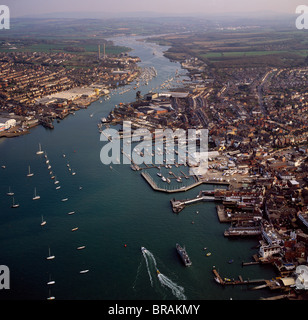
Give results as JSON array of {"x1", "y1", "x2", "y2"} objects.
[{"x1": 124, "y1": 244, "x2": 127, "y2": 247}]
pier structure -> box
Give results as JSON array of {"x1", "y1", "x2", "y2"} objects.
[
  {"x1": 212, "y1": 266, "x2": 266, "y2": 286},
  {"x1": 170, "y1": 193, "x2": 216, "y2": 213},
  {"x1": 224, "y1": 226, "x2": 262, "y2": 237},
  {"x1": 141, "y1": 170, "x2": 229, "y2": 195},
  {"x1": 141, "y1": 171, "x2": 203, "y2": 193}
]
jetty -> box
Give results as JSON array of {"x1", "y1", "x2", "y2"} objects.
[
  {"x1": 224, "y1": 226, "x2": 262, "y2": 237},
  {"x1": 170, "y1": 191, "x2": 216, "y2": 213},
  {"x1": 141, "y1": 171, "x2": 229, "y2": 195},
  {"x1": 212, "y1": 266, "x2": 266, "y2": 286},
  {"x1": 141, "y1": 171, "x2": 203, "y2": 193}
]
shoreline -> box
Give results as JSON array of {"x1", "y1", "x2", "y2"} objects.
[{"x1": 0, "y1": 75, "x2": 140, "y2": 139}]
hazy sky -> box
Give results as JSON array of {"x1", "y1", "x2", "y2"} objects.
[{"x1": 6, "y1": 0, "x2": 300, "y2": 17}]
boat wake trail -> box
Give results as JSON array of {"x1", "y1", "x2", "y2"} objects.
[
  {"x1": 158, "y1": 273, "x2": 186, "y2": 301},
  {"x1": 142, "y1": 248, "x2": 186, "y2": 300},
  {"x1": 142, "y1": 249, "x2": 155, "y2": 286}
]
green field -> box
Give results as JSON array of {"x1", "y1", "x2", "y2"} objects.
[
  {"x1": 152, "y1": 30, "x2": 308, "y2": 68},
  {"x1": 200, "y1": 50, "x2": 308, "y2": 59}
]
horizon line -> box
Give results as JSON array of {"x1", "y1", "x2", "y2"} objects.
[{"x1": 11, "y1": 9, "x2": 297, "y2": 19}]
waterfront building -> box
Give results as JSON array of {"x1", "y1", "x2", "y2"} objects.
[
  {"x1": 0, "y1": 117, "x2": 16, "y2": 131},
  {"x1": 258, "y1": 227, "x2": 283, "y2": 260}
]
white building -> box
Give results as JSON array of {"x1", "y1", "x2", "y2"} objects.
[
  {"x1": 0, "y1": 118, "x2": 16, "y2": 132},
  {"x1": 258, "y1": 228, "x2": 283, "y2": 259},
  {"x1": 259, "y1": 243, "x2": 281, "y2": 259}
]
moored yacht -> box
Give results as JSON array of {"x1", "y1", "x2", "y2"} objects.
[
  {"x1": 11, "y1": 197, "x2": 20, "y2": 208},
  {"x1": 36, "y1": 143, "x2": 44, "y2": 155},
  {"x1": 46, "y1": 248, "x2": 55, "y2": 260},
  {"x1": 27, "y1": 165, "x2": 34, "y2": 177},
  {"x1": 7, "y1": 187, "x2": 14, "y2": 196},
  {"x1": 79, "y1": 269, "x2": 89, "y2": 274},
  {"x1": 33, "y1": 188, "x2": 40, "y2": 200},
  {"x1": 41, "y1": 215, "x2": 46, "y2": 226}
]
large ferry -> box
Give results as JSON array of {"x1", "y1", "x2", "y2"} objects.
[{"x1": 176, "y1": 243, "x2": 192, "y2": 267}]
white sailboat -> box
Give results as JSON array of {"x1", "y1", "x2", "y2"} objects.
[
  {"x1": 79, "y1": 269, "x2": 89, "y2": 274},
  {"x1": 47, "y1": 288, "x2": 55, "y2": 300},
  {"x1": 33, "y1": 188, "x2": 40, "y2": 200},
  {"x1": 11, "y1": 197, "x2": 20, "y2": 208},
  {"x1": 27, "y1": 165, "x2": 34, "y2": 177},
  {"x1": 36, "y1": 143, "x2": 44, "y2": 155},
  {"x1": 7, "y1": 187, "x2": 14, "y2": 196},
  {"x1": 46, "y1": 248, "x2": 55, "y2": 260},
  {"x1": 77, "y1": 246, "x2": 86, "y2": 250},
  {"x1": 41, "y1": 215, "x2": 46, "y2": 226},
  {"x1": 47, "y1": 274, "x2": 55, "y2": 285}
]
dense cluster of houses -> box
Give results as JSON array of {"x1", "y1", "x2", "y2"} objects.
[
  {"x1": 106, "y1": 57, "x2": 308, "y2": 288},
  {"x1": 0, "y1": 51, "x2": 140, "y2": 133}
]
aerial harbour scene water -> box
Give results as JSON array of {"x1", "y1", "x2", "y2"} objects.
[{"x1": 0, "y1": 1, "x2": 308, "y2": 304}]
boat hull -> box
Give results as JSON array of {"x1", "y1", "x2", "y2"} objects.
[{"x1": 176, "y1": 243, "x2": 192, "y2": 267}]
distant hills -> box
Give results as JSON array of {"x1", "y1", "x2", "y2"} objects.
[{"x1": 18, "y1": 10, "x2": 296, "y2": 21}]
